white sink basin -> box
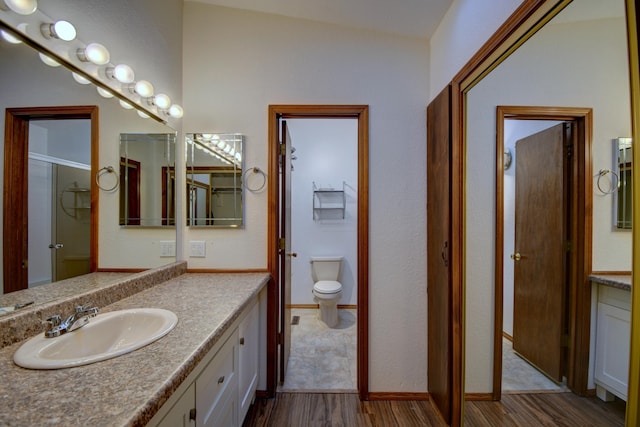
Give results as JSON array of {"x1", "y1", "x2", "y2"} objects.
[{"x1": 14, "y1": 308, "x2": 178, "y2": 369}]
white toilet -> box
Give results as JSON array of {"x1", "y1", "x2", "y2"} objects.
[{"x1": 310, "y1": 256, "x2": 343, "y2": 328}]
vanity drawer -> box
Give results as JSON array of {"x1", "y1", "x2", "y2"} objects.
[{"x1": 196, "y1": 331, "x2": 238, "y2": 427}]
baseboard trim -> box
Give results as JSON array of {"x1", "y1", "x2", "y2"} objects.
[
  {"x1": 465, "y1": 393, "x2": 494, "y2": 401},
  {"x1": 289, "y1": 304, "x2": 358, "y2": 310},
  {"x1": 368, "y1": 392, "x2": 430, "y2": 401},
  {"x1": 186, "y1": 268, "x2": 269, "y2": 273},
  {"x1": 502, "y1": 331, "x2": 513, "y2": 342},
  {"x1": 255, "y1": 390, "x2": 270, "y2": 399}
]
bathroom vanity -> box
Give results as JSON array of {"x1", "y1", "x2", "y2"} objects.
[
  {"x1": 0, "y1": 265, "x2": 268, "y2": 426},
  {"x1": 590, "y1": 274, "x2": 631, "y2": 402}
]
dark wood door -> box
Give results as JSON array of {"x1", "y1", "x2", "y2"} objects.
[
  {"x1": 279, "y1": 120, "x2": 293, "y2": 385},
  {"x1": 427, "y1": 86, "x2": 454, "y2": 423},
  {"x1": 513, "y1": 123, "x2": 569, "y2": 382}
]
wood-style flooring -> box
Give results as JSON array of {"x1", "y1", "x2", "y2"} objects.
[{"x1": 243, "y1": 392, "x2": 625, "y2": 426}]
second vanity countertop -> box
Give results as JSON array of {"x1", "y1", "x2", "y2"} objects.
[
  {"x1": 0, "y1": 272, "x2": 269, "y2": 427},
  {"x1": 589, "y1": 274, "x2": 631, "y2": 291}
]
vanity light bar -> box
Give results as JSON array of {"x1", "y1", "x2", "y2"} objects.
[{"x1": 0, "y1": 1, "x2": 183, "y2": 122}]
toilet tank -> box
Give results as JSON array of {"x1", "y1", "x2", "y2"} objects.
[{"x1": 310, "y1": 256, "x2": 343, "y2": 282}]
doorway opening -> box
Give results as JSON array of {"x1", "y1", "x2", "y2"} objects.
[
  {"x1": 493, "y1": 106, "x2": 593, "y2": 398},
  {"x1": 279, "y1": 118, "x2": 358, "y2": 391},
  {"x1": 3, "y1": 106, "x2": 98, "y2": 294},
  {"x1": 267, "y1": 105, "x2": 369, "y2": 399}
]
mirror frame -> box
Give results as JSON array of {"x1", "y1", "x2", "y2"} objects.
[{"x1": 443, "y1": 0, "x2": 640, "y2": 423}]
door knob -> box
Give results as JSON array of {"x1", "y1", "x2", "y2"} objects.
[
  {"x1": 287, "y1": 252, "x2": 297, "y2": 257},
  {"x1": 510, "y1": 252, "x2": 522, "y2": 261},
  {"x1": 48, "y1": 243, "x2": 64, "y2": 249}
]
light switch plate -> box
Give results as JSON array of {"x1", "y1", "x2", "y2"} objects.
[
  {"x1": 159, "y1": 241, "x2": 176, "y2": 257},
  {"x1": 189, "y1": 240, "x2": 206, "y2": 257}
]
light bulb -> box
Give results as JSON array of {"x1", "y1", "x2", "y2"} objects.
[
  {"x1": 153, "y1": 93, "x2": 171, "y2": 109},
  {"x1": 119, "y1": 100, "x2": 134, "y2": 110},
  {"x1": 168, "y1": 104, "x2": 183, "y2": 118},
  {"x1": 106, "y1": 64, "x2": 135, "y2": 84},
  {"x1": 0, "y1": 29, "x2": 21, "y2": 44},
  {"x1": 3, "y1": 0, "x2": 37, "y2": 15},
  {"x1": 77, "y1": 43, "x2": 110, "y2": 65},
  {"x1": 72, "y1": 72, "x2": 90, "y2": 85},
  {"x1": 96, "y1": 87, "x2": 113, "y2": 98},
  {"x1": 137, "y1": 110, "x2": 150, "y2": 119},
  {"x1": 38, "y1": 52, "x2": 60, "y2": 67},
  {"x1": 201, "y1": 134, "x2": 213, "y2": 140},
  {"x1": 41, "y1": 20, "x2": 76, "y2": 41},
  {"x1": 134, "y1": 80, "x2": 153, "y2": 97}
]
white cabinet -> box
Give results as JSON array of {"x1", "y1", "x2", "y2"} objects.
[
  {"x1": 151, "y1": 295, "x2": 262, "y2": 427},
  {"x1": 197, "y1": 332, "x2": 238, "y2": 427},
  {"x1": 594, "y1": 285, "x2": 630, "y2": 402},
  {"x1": 238, "y1": 300, "x2": 260, "y2": 422},
  {"x1": 156, "y1": 383, "x2": 195, "y2": 427}
]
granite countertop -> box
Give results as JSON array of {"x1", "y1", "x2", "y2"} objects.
[
  {"x1": 0, "y1": 272, "x2": 270, "y2": 427},
  {"x1": 589, "y1": 274, "x2": 632, "y2": 291}
]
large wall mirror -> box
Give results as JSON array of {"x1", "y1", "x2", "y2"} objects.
[
  {"x1": 462, "y1": 0, "x2": 631, "y2": 413},
  {"x1": 185, "y1": 133, "x2": 244, "y2": 227},
  {"x1": 0, "y1": 23, "x2": 177, "y2": 309}
]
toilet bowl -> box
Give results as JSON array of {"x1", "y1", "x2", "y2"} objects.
[{"x1": 310, "y1": 256, "x2": 343, "y2": 328}]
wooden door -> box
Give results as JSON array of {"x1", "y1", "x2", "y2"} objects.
[
  {"x1": 427, "y1": 86, "x2": 454, "y2": 423},
  {"x1": 278, "y1": 119, "x2": 293, "y2": 385},
  {"x1": 513, "y1": 123, "x2": 570, "y2": 382}
]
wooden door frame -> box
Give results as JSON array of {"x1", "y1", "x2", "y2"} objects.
[
  {"x1": 493, "y1": 106, "x2": 592, "y2": 398},
  {"x1": 3, "y1": 106, "x2": 99, "y2": 293},
  {"x1": 267, "y1": 105, "x2": 369, "y2": 399}
]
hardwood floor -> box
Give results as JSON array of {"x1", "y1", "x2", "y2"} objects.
[{"x1": 243, "y1": 392, "x2": 625, "y2": 426}]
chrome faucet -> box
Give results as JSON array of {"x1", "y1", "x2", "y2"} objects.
[{"x1": 43, "y1": 303, "x2": 99, "y2": 338}]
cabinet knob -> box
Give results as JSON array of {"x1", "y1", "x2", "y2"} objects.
[
  {"x1": 240, "y1": 337, "x2": 245, "y2": 345},
  {"x1": 217, "y1": 376, "x2": 225, "y2": 384}
]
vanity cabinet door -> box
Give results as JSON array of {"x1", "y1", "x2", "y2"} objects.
[
  {"x1": 156, "y1": 383, "x2": 195, "y2": 427},
  {"x1": 595, "y1": 301, "x2": 630, "y2": 401},
  {"x1": 196, "y1": 331, "x2": 238, "y2": 427},
  {"x1": 238, "y1": 300, "x2": 260, "y2": 423}
]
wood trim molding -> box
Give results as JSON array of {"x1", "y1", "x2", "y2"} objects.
[
  {"x1": 3, "y1": 106, "x2": 99, "y2": 293},
  {"x1": 368, "y1": 392, "x2": 430, "y2": 401},
  {"x1": 186, "y1": 268, "x2": 270, "y2": 273},
  {"x1": 493, "y1": 106, "x2": 593, "y2": 399},
  {"x1": 288, "y1": 304, "x2": 358, "y2": 310},
  {"x1": 590, "y1": 271, "x2": 632, "y2": 276},
  {"x1": 267, "y1": 105, "x2": 369, "y2": 400},
  {"x1": 464, "y1": 393, "x2": 494, "y2": 401}
]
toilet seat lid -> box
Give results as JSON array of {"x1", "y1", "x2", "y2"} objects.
[{"x1": 314, "y1": 280, "x2": 342, "y2": 294}]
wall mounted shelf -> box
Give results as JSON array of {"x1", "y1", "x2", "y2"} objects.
[{"x1": 313, "y1": 181, "x2": 346, "y2": 220}]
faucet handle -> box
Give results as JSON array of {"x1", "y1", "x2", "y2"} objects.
[
  {"x1": 44, "y1": 314, "x2": 62, "y2": 328},
  {"x1": 76, "y1": 303, "x2": 98, "y2": 316}
]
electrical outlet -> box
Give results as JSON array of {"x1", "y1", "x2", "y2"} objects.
[
  {"x1": 189, "y1": 240, "x2": 206, "y2": 258},
  {"x1": 159, "y1": 241, "x2": 176, "y2": 257}
]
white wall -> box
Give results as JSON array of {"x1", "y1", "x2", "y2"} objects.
[
  {"x1": 183, "y1": 3, "x2": 430, "y2": 392},
  {"x1": 465, "y1": 10, "x2": 631, "y2": 392},
  {"x1": 429, "y1": 0, "x2": 522, "y2": 99},
  {"x1": 287, "y1": 119, "x2": 358, "y2": 306}
]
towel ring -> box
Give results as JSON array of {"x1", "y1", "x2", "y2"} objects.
[
  {"x1": 596, "y1": 169, "x2": 619, "y2": 195},
  {"x1": 96, "y1": 166, "x2": 119, "y2": 192},
  {"x1": 242, "y1": 167, "x2": 267, "y2": 192}
]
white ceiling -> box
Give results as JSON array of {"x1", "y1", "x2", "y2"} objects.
[{"x1": 186, "y1": 0, "x2": 454, "y2": 39}]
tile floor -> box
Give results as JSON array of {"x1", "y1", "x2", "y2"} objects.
[
  {"x1": 502, "y1": 337, "x2": 567, "y2": 392},
  {"x1": 280, "y1": 315, "x2": 563, "y2": 393},
  {"x1": 280, "y1": 308, "x2": 357, "y2": 392}
]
